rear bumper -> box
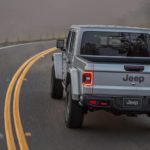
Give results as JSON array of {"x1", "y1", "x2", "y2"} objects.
[{"x1": 80, "y1": 95, "x2": 150, "y2": 114}]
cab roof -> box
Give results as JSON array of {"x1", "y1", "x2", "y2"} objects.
[{"x1": 71, "y1": 25, "x2": 150, "y2": 33}]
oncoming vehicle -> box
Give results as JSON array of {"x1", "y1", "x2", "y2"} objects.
[{"x1": 50, "y1": 25, "x2": 150, "y2": 128}]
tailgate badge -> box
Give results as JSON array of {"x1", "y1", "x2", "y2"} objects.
[{"x1": 123, "y1": 74, "x2": 144, "y2": 84}]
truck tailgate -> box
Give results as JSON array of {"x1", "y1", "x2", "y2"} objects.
[{"x1": 93, "y1": 63, "x2": 150, "y2": 96}]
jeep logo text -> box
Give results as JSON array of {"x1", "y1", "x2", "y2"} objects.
[{"x1": 123, "y1": 74, "x2": 144, "y2": 83}]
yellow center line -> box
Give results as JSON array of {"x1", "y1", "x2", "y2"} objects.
[
  {"x1": 4, "y1": 47, "x2": 57, "y2": 150},
  {"x1": 13, "y1": 47, "x2": 57, "y2": 150}
]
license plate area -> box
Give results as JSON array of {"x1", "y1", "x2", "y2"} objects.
[{"x1": 123, "y1": 97, "x2": 142, "y2": 108}]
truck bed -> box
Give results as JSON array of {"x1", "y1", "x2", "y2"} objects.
[{"x1": 79, "y1": 55, "x2": 150, "y2": 64}]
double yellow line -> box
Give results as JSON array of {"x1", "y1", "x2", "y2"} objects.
[{"x1": 4, "y1": 47, "x2": 57, "y2": 150}]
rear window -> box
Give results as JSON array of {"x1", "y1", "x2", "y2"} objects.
[{"x1": 80, "y1": 31, "x2": 150, "y2": 57}]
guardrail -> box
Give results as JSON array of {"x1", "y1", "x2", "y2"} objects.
[{"x1": 0, "y1": 32, "x2": 68, "y2": 47}]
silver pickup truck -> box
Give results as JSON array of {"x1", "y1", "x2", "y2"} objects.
[{"x1": 50, "y1": 25, "x2": 150, "y2": 128}]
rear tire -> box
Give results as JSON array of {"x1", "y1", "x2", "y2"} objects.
[
  {"x1": 50, "y1": 65, "x2": 63, "y2": 99},
  {"x1": 65, "y1": 84, "x2": 84, "y2": 128}
]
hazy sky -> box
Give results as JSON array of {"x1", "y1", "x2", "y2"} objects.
[{"x1": 0, "y1": 0, "x2": 146, "y2": 38}]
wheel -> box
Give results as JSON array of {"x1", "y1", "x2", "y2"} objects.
[
  {"x1": 65, "y1": 84, "x2": 84, "y2": 128},
  {"x1": 50, "y1": 65, "x2": 63, "y2": 99}
]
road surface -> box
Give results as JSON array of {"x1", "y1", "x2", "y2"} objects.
[{"x1": 1, "y1": 41, "x2": 150, "y2": 150}]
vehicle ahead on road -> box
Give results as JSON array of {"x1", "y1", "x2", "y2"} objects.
[{"x1": 50, "y1": 25, "x2": 150, "y2": 128}]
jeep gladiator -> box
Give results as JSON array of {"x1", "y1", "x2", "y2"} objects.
[{"x1": 50, "y1": 25, "x2": 150, "y2": 128}]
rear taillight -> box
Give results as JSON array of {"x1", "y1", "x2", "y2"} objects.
[
  {"x1": 82, "y1": 71, "x2": 94, "y2": 86},
  {"x1": 88, "y1": 100, "x2": 97, "y2": 105}
]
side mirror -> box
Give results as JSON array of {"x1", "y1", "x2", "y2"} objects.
[{"x1": 56, "y1": 40, "x2": 65, "y2": 50}]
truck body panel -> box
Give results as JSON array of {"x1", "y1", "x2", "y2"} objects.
[{"x1": 53, "y1": 52, "x2": 63, "y2": 80}]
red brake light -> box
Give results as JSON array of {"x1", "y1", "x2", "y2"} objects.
[
  {"x1": 82, "y1": 71, "x2": 94, "y2": 86},
  {"x1": 88, "y1": 100, "x2": 97, "y2": 105}
]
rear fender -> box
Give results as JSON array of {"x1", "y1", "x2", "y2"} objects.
[
  {"x1": 52, "y1": 52, "x2": 63, "y2": 80},
  {"x1": 69, "y1": 68, "x2": 80, "y2": 100}
]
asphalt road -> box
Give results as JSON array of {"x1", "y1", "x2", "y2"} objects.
[{"x1": 1, "y1": 41, "x2": 150, "y2": 150}]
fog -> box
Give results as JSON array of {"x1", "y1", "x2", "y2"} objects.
[
  {"x1": 118, "y1": 0, "x2": 150, "y2": 27},
  {"x1": 0, "y1": 0, "x2": 149, "y2": 38}
]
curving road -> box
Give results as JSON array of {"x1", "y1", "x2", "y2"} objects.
[{"x1": 1, "y1": 41, "x2": 150, "y2": 150}]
